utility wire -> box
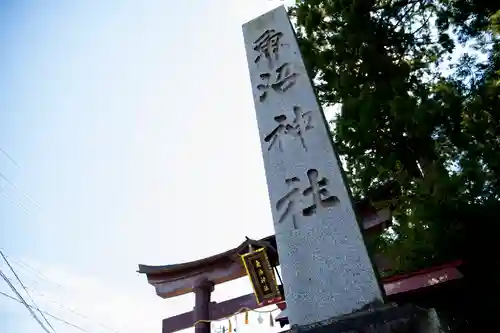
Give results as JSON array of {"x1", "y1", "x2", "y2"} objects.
[
  {"x1": 1, "y1": 253, "x2": 62, "y2": 289},
  {"x1": 0, "y1": 147, "x2": 19, "y2": 168},
  {"x1": 0, "y1": 186, "x2": 34, "y2": 216},
  {"x1": 1, "y1": 250, "x2": 57, "y2": 333},
  {"x1": 0, "y1": 172, "x2": 43, "y2": 212},
  {"x1": 0, "y1": 147, "x2": 42, "y2": 212},
  {"x1": 35, "y1": 296, "x2": 120, "y2": 333},
  {"x1": 0, "y1": 291, "x2": 90, "y2": 333},
  {"x1": 0, "y1": 250, "x2": 120, "y2": 333},
  {"x1": 0, "y1": 268, "x2": 52, "y2": 333}
]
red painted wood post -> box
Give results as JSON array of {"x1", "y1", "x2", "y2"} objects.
[{"x1": 193, "y1": 279, "x2": 214, "y2": 333}]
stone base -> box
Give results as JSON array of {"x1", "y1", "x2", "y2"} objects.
[{"x1": 285, "y1": 304, "x2": 440, "y2": 333}]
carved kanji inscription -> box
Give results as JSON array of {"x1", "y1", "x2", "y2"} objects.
[
  {"x1": 253, "y1": 29, "x2": 289, "y2": 68},
  {"x1": 257, "y1": 62, "x2": 298, "y2": 102},
  {"x1": 264, "y1": 105, "x2": 313, "y2": 152},
  {"x1": 275, "y1": 169, "x2": 340, "y2": 229}
]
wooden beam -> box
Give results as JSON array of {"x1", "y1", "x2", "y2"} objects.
[
  {"x1": 150, "y1": 261, "x2": 245, "y2": 298},
  {"x1": 162, "y1": 294, "x2": 264, "y2": 333},
  {"x1": 383, "y1": 265, "x2": 463, "y2": 295},
  {"x1": 163, "y1": 311, "x2": 193, "y2": 333}
]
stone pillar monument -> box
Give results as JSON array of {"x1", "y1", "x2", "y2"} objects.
[
  {"x1": 242, "y1": 5, "x2": 383, "y2": 327},
  {"x1": 242, "y1": 6, "x2": 436, "y2": 333}
]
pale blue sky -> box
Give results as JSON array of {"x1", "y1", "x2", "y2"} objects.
[{"x1": 0, "y1": 1, "x2": 297, "y2": 332}]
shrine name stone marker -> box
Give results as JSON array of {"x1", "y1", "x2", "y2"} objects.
[{"x1": 242, "y1": 6, "x2": 383, "y2": 327}]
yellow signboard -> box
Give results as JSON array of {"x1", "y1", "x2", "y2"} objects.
[{"x1": 241, "y1": 248, "x2": 282, "y2": 305}]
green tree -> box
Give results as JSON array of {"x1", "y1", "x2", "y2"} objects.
[
  {"x1": 289, "y1": 0, "x2": 500, "y2": 273},
  {"x1": 289, "y1": 2, "x2": 500, "y2": 330}
]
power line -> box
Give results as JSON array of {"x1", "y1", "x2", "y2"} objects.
[
  {"x1": 2, "y1": 254, "x2": 62, "y2": 289},
  {"x1": 0, "y1": 186, "x2": 34, "y2": 215},
  {"x1": 0, "y1": 268, "x2": 52, "y2": 333},
  {"x1": 0, "y1": 251, "x2": 121, "y2": 333},
  {"x1": 0, "y1": 290, "x2": 91, "y2": 333},
  {"x1": 0, "y1": 172, "x2": 43, "y2": 212},
  {"x1": 0, "y1": 147, "x2": 19, "y2": 168},
  {"x1": 0, "y1": 147, "x2": 43, "y2": 214},
  {"x1": 1, "y1": 250, "x2": 57, "y2": 333},
  {"x1": 35, "y1": 295, "x2": 120, "y2": 333}
]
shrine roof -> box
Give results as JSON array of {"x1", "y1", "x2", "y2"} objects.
[{"x1": 138, "y1": 182, "x2": 398, "y2": 277}]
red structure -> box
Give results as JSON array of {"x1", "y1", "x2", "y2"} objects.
[{"x1": 138, "y1": 191, "x2": 464, "y2": 333}]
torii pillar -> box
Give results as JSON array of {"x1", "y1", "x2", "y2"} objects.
[{"x1": 193, "y1": 279, "x2": 214, "y2": 333}]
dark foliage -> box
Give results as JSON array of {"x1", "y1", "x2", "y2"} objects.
[{"x1": 289, "y1": 1, "x2": 500, "y2": 330}]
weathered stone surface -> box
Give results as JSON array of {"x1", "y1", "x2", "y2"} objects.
[
  {"x1": 285, "y1": 304, "x2": 433, "y2": 333},
  {"x1": 242, "y1": 5, "x2": 382, "y2": 327}
]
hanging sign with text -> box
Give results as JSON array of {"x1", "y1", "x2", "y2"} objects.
[{"x1": 241, "y1": 248, "x2": 282, "y2": 306}]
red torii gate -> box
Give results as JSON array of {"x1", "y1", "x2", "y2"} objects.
[{"x1": 138, "y1": 187, "x2": 464, "y2": 333}]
